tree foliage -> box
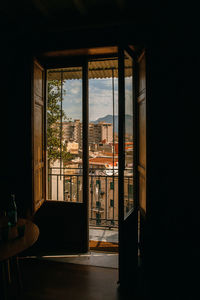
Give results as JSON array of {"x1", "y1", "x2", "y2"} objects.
[{"x1": 47, "y1": 80, "x2": 73, "y2": 164}]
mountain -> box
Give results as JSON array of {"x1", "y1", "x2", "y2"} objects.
[
  {"x1": 91, "y1": 114, "x2": 118, "y2": 132},
  {"x1": 91, "y1": 114, "x2": 133, "y2": 134}
]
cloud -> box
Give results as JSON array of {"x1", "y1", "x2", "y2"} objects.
[
  {"x1": 63, "y1": 80, "x2": 82, "y2": 105},
  {"x1": 61, "y1": 78, "x2": 119, "y2": 121},
  {"x1": 89, "y1": 79, "x2": 118, "y2": 120},
  {"x1": 64, "y1": 80, "x2": 82, "y2": 93}
]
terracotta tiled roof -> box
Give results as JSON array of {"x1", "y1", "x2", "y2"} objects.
[
  {"x1": 89, "y1": 157, "x2": 118, "y2": 166},
  {"x1": 101, "y1": 152, "x2": 118, "y2": 157}
]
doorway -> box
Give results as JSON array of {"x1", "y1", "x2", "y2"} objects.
[
  {"x1": 45, "y1": 56, "x2": 120, "y2": 266},
  {"x1": 32, "y1": 45, "x2": 146, "y2": 282}
]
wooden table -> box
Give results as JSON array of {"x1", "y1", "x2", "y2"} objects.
[
  {"x1": 0, "y1": 218, "x2": 39, "y2": 299},
  {"x1": 0, "y1": 218, "x2": 39, "y2": 262}
]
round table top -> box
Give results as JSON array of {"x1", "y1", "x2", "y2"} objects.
[{"x1": 0, "y1": 218, "x2": 39, "y2": 262}]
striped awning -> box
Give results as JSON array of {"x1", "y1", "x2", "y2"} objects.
[{"x1": 47, "y1": 57, "x2": 132, "y2": 80}]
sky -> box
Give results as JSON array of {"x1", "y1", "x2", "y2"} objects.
[{"x1": 62, "y1": 78, "x2": 119, "y2": 122}]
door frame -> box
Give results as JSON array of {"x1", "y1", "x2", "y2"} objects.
[{"x1": 31, "y1": 46, "x2": 146, "y2": 265}]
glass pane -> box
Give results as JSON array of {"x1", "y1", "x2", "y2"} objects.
[
  {"x1": 124, "y1": 52, "x2": 134, "y2": 217},
  {"x1": 47, "y1": 67, "x2": 83, "y2": 202},
  {"x1": 88, "y1": 59, "x2": 119, "y2": 228}
]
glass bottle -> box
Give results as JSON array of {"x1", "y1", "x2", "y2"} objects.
[{"x1": 7, "y1": 193, "x2": 17, "y2": 226}]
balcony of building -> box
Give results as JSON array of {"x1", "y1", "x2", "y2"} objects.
[{"x1": 47, "y1": 167, "x2": 133, "y2": 230}]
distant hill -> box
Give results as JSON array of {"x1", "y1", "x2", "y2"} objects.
[{"x1": 91, "y1": 114, "x2": 133, "y2": 134}]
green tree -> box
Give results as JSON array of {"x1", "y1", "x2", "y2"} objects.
[{"x1": 47, "y1": 80, "x2": 73, "y2": 164}]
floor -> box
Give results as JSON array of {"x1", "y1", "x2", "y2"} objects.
[
  {"x1": 25, "y1": 227, "x2": 119, "y2": 269},
  {"x1": 14, "y1": 228, "x2": 125, "y2": 299},
  {"x1": 40, "y1": 251, "x2": 118, "y2": 268},
  {"x1": 19, "y1": 258, "x2": 133, "y2": 300}
]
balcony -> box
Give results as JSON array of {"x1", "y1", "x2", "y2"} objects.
[{"x1": 48, "y1": 168, "x2": 134, "y2": 229}]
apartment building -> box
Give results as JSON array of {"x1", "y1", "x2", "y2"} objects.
[
  {"x1": 62, "y1": 120, "x2": 113, "y2": 148},
  {"x1": 100, "y1": 122, "x2": 113, "y2": 143},
  {"x1": 89, "y1": 122, "x2": 113, "y2": 144},
  {"x1": 62, "y1": 119, "x2": 82, "y2": 147}
]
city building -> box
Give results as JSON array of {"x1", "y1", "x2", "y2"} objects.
[
  {"x1": 66, "y1": 141, "x2": 79, "y2": 155},
  {"x1": 89, "y1": 122, "x2": 113, "y2": 144},
  {"x1": 62, "y1": 119, "x2": 82, "y2": 147},
  {"x1": 62, "y1": 120, "x2": 112, "y2": 148}
]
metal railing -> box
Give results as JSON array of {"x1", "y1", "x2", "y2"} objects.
[{"x1": 48, "y1": 167, "x2": 133, "y2": 228}]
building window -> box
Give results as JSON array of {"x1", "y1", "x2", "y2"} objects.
[
  {"x1": 110, "y1": 199, "x2": 114, "y2": 207},
  {"x1": 110, "y1": 182, "x2": 114, "y2": 190},
  {"x1": 111, "y1": 220, "x2": 115, "y2": 226},
  {"x1": 96, "y1": 213, "x2": 101, "y2": 225},
  {"x1": 128, "y1": 184, "x2": 133, "y2": 198},
  {"x1": 96, "y1": 201, "x2": 101, "y2": 208},
  {"x1": 96, "y1": 180, "x2": 101, "y2": 187}
]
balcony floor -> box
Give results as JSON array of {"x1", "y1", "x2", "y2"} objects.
[{"x1": 89, "y1": 227, "x2": 118, "y2": 243}]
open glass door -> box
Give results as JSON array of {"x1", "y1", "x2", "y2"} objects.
[
  {"x1": 118, "y1": 47, "x2": 139, "y2": 289},
  {"x1": 32, "y1": 60, "x2": 89, "y2": 254}
]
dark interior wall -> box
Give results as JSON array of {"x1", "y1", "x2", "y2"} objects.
[
  {"x1": 145, "y1": 41, "x2": 187, "y2": 297},
  {"x1": 0, "y1": 32, "x2": 32, "y2": 216},
  {"x1": 0, "y1": 14, "x2": 197, "y2": 298},
  {"x1": 145, "y1": 31, "x2": 197, "y2": 297}
]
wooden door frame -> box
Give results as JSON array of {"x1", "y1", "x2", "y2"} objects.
[
  {"x1": 31, "y1": 59, "x2": 46, "y2": 215},
  {"x1": 31, "y1": 45, "x2": 146, "y2": 261}
]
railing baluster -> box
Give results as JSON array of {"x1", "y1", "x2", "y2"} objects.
[
  {"x1": 91, "y1": 175, "x2": 93, "y2": 220},
  {"x1": 57, "y1": 175, "x2": 58, "y2": 201},
  {"x1": 98, "y1": 175, "x2": 100, "y2": 225},
  {"x1": 105, "y1": 176, "x2": 107, "y2": 227},
  {"x1": 128, "y1": 177, "x2": 129, "y2": 211},
  {"x1": 70, "y1": 176, "x2": 72, "y2": 202},
  {"x1": 105, "y1": 176, "x2": 106, "y2": 227},
  {"x1": 77, "y1": 176, "x2": 79, "y2": 202},
  {"x1": 63, "y1": 175, "x2": 65, "y2": 201},
  {"x1": 49, "y1": 168, "x2": 52, "y2": 200}
]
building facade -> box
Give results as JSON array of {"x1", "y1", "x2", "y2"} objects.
[{"x1": 89, "y1": 122, "x2": 113, "y2": 144}]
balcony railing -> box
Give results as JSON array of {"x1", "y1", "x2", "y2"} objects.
[{"x1": 48, "y1": 167, "x2": 133, "y2": 229}]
